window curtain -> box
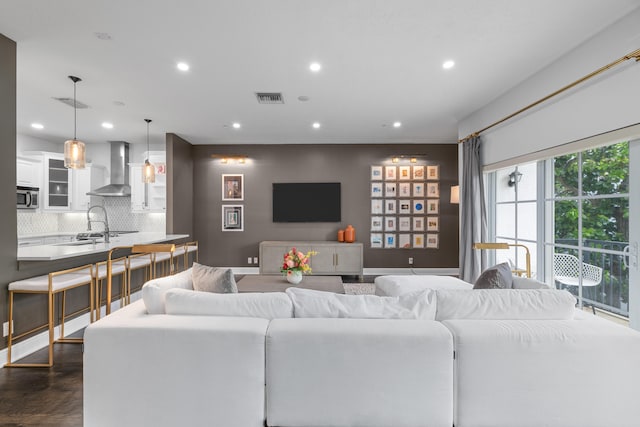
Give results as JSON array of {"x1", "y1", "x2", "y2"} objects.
[{"x1": 460, "y1": 135, "x2": 488, "y2": 282}]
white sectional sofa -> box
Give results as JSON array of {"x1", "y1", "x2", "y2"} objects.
[{"x1": 84, "y1": 270, "x2": 640, "y2": 427}]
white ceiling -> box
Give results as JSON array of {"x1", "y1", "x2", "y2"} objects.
[{"x1": 1, "y1": 0, "x2": 639, "y2": 147}]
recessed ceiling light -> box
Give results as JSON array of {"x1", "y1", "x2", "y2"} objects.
[
  {"x1": 94, "y1": 32, "x2": 112, "y2": 40},
  {"x1": 442, "y1": 60, "x2": 455, "y2": 69},
  {"x1": 177, "y1": 62, "x2": 190, "y2": 71},
  {"x1": 31, "y1": 123, "x2": 44, "y2": 129},
  {"x1": 101, "y1": 122, "x2": 114, "y2": 129},
  {"x1": 298, "y1": 95, "x2": 310, "y2": 102},
  {"x1": 232, "y1": 122, "x2": 241, "y2": 129},
  {"x1": 393, "y1": 121, "x2": 402, "y2": 128},
  {"x1": 309, "y1": 62, "x2": 322, "y2": 72},
  {"x1": 312, "y1": 122, "x2": 321, "y2": 129}
]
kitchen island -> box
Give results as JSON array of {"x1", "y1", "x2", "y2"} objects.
[{"x1": 17, "y1": 232, "x2": 189, "y2": 261}]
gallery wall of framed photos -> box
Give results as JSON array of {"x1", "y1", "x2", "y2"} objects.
[{"x1": 370, "y1": 164, "x2": 440, "y2": 249}]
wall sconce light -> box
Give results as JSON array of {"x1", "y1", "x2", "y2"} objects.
[
  {"x1": 391, "y1": 157, "x2": 399, "y2": 163},
  {"x1": 410, "y1": 157, "x2": 417, "y2": 163},
  {"x1": 212, "y1": 154, "x2": 248, "y2": 164},
  {"x1": 450, "y1": 185, "x2": 459, "y2": 204},
  {"x1": 508, "y1": 170, "x2": 523, "y2": 187},
  {"x1": 390, "y1": 155, "x2": 424, "y2": 163}
]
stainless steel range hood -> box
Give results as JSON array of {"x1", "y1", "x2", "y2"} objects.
[{"x1": 87, "y1": 141, "x2": 131, "y2": 197}]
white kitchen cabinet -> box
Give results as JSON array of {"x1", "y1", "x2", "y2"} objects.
[
  {"x1": 130, "y1": 154, "x2": 166, "y2": 212},
  {"x1": 17, "y1": 156, "x2": 42, "y2": 188},
  {"x1": 42, "y1": 153, "x2": 72, "y2": 211},
  {"x1": 71, "y1": 164, "x2": 106, "y2": 211},
  {"x1": 129, "y1": 164, "x2": 146, "y2": 212},
  {"x1": 259, "y1": 241, "x2": 363, "y2": 276}
]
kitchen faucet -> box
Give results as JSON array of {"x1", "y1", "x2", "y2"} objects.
[{"x1": 87, "y1": 205, "x2": 110, "y2": 243}]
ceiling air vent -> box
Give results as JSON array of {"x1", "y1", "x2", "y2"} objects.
[
  {"x1": 255, "y1": 92, "x2": 284, "y2": 104},
  {"x1": 52, "y1": 97, "x2": 90, "y2": 109}
]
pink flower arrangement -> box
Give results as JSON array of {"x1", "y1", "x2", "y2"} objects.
[{"x1": 280, "y1": 247, "x2": 316, "y2": 275}]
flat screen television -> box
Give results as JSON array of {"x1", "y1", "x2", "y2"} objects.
[{"x1": 273, "y1": 182, "x2": 341, "y2": 222}]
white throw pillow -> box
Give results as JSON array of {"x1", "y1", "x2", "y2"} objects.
[
  {"x1": 141, "y1": 268, "x2": 193, "y2": 314},
  {"x1": 285, "y1": 287, "x2": 437, "y2": 320},
  {"x1": 435, "y1": 289, "x2": 576, "y2": 321},
  {"x1": 165, "y1": 288, "x2": 294, "y2": 319}
]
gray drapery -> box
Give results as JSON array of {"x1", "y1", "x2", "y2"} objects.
[{"x1": 460, "y1": 135, "x2": 488, "y2": 282}]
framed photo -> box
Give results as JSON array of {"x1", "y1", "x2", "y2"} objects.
[
  {"x1": 426, "y1": 165, "x2": 439, "y2": 180},
  {"x1": 426, "y1": 233, "x2": 439, "y2": 249},
  {"x1": 370, "y1": 233, "x2": 383, "y2": 248},
  {"x1": 384, "y1": 233, "x2": 396, "y2": 248},
  {"x1": 385, "y1": 216, "x2": 396, "y2": 231},
  {"x1": 412, "y1": 165, "x2": 424, "y2": 180},
  {"x1": 371, "y1": 216, "x2": 383, "y2": 231},
  {"x1": 413, "y1": 199, "x2": 425, "y2": 214},
  {"x1": 385, "y1": 166, "x2": 397, "y2": 180},
  {"x1": 222, "y1": 205, "x2": 244, "y2": 231},
  {"x1": 412, "y1": 216, "x2": 424, "y2": 231},
  {"x1": 385, "y1": 182, "x2": 396, "y2": 197},
  {"x1": 398, "y1": 182, "x2": 411, "y2": 197},
  {"x1": 371, "y1": 199, "x2": 383, "y2": 214},
  {"x1": 371, "y1": 165, "x2": 383, "y2": 180},
  {"x1": 427, "y1": 216, "x2": 439, "y2": 231},
  {"x1": 371, "y1": 182, "x2": 383, "y2": 197},
  {"x1": 398, "y1": 200, "x2": 411, "y2": 214},
  {"x1": 427, "y1": 199, "x2": 440, "y2": 214},
  {"x1": 398, "y1": 166, "x2": 411, "y2": 180},
  {"x1": 156, "y1": 163, "x2": 166, "y2": 175},
  {"x1": 398, "y1": 217, "x2": 411, "y2": 231},
  {"x1": 413, "y1": 234, "x2": 424, "y2": 248},
  {"x1": 398, "y1": 234, "x2": 411, "y2": 248},
  {"x1": 427, "y1": 182, "x2": 440, "y2": 198},
  {"x1": 222, "y1": 174, "x2": 244, "y2": 201},
  {"x1": 413, "y1": 182, "x2": 425, "y2": 197},
  {"x1": 385, "y1": 199, "x2": 397, "y2": 214}
]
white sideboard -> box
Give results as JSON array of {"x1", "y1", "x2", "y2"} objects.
[{"x1": 259, "y1": 241, "x2": 363, "y2": 276}]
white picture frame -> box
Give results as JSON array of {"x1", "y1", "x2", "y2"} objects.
[
  {"x1": 371, "y1": 216, "x2": 383, "y2": 231},
  {"x1": 412, "y1": 165, "x2": 424, "y2": 180},
  {"x1": 222, "y1": 205, "x2": 244, "y2": 231},
  {"x1": 385, "y1": 216, "x2": 396, "y2": 231},
  {"x1": 370, "y1": 233, "x2": 383, "y2": 248},
  {"x1": 398, "y1": 200, "x2": 411, "y2": 214},
  {"x1": 426, "y1": 165, "x2": 439, "y2": 180},
  {"x1": 398, "y1": 217, "x2": 411, "y2": 231},
  {"x1": 385, "y1": 166, "x2": 397, "y2": 180},
  {"x1": 384, "y1": 233, "x2": 396, "y2": 248},
  {"x1": 427, "y1": 182, "x2": 440, "y2": 198},
  {"x1": 222, "y1": 174, "x2": 244, "y2": 201},
  {"x1": 398, "y1": 234, "x2": 411, "y2": 248},
  {"x1": 371, "y1": 165, "x2": 383, "y2": 180},
  {"x1": 385, "y1": 182, "x2": 396, "y2": 197},
  {"x1": 371, "y1": 199, "x2": 383, "y2": 214},
  {"x1": 427, "y1": 199, "x2": 439, "y2": 214},
  {"x1": 371, "y1": 182, "x2": 383, "y2": 197},
  {"x1": 413, "y1": 234, "x2": 425, "y2": 248},
  {"x1": 385, "y1": 199, "x2": 397, "y2": 214},
  {"x1": 426, "y1": 233, "x2": 439, "y2": 249},
  {"x1": 412, "y1": 216, "x2": 424, "y2": 231},
  {"x1": 398, "y1": 166, "x2": 411, "y2": 180},
  {"x1": 413, "y1": 199, "x2": 425, "y2": 214},
  {"x1": 427, "y1": 216, "x2": 439, "y2": 231},
  {"x1": 413, "y1": 182, "x2": 425, "y2": 197}
]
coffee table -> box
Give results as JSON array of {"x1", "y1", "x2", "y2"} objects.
[{"x1": 236, "y1": 274, "x2": 344, "y2": 294}]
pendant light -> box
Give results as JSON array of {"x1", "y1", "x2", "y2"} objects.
[
  {"x1": 63, "y1": 76, "x2": 86, "y2": 169},
  {"x1": 142, "y1": 119, "x2": 155, "y2": 183}
]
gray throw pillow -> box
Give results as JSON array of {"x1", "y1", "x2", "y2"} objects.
[
  {"x1": 473, "y1": 262, "x2": 513, "y2": 289},
  {"x1": 191, "y1": 262, "x2": 238, "y2": 293}
]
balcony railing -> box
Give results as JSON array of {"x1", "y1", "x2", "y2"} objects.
[{"x1": 555, "y1": 239, "x2": 629, "y2": 317}]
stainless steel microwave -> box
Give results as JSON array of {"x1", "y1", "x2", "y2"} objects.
[{"x1": 17, "y1": 186, "x2": 39, "y2": 209}]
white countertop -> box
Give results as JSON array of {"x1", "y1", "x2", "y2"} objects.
[{"x1": 17, "y1": 233, "x2": 190, "y2": 261}]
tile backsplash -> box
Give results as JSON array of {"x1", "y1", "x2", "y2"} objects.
[{"x1": 17, "y1": 197, "x2": 165, "y2": 236}]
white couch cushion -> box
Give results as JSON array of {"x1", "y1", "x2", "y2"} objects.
[
  {"x1": 435, "y1": 289, "x2": 576, "y2": 320},
  {"x1": 141, "y1": 268, "x2": 193, "y2": 314},
  {"x1": 165, "y1": 288, "x2": 293, "y2": 319},
  {"x1": 266, "y1": 318, "x2": 453, "y2": 427},
  {"x1": 286, "y1": 287, "x2": 437, "y2": 320},
  {"x1": 374, "y1": 274, "x2": 472, "y2": 296},
  {"x1": 512, "y1": 276, "x2": 552, "y2": 289}
]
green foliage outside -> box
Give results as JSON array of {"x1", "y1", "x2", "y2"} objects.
[{"x1": 554, "y1": 141, "x2": 629, "y2": 307}]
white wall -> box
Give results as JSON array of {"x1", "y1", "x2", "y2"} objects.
[{"x1": 459, "y1": 7, "x2": 640, "y2": 166}]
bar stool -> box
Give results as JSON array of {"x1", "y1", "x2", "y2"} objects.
[
  {"x1": 6, "y1": 264, "x2": 94, "y2": 368},
  {"x1": 106, "y1": 244, "x2": 175, "y2": 315},
  {"x1": 153, "y1": 249, "x2": 176, "y2": 278},
  {"x1": 93, "y1": 256, "x2": 128, "y2": 321},
  {"x1": 124, "y1": 252, "x2": 153, "y2": 304},
  {"x1": 172, "y1": 241, "x2": 198, "y2": 272}
]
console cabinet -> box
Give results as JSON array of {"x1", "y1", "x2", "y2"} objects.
[{"x1": 259, "y1": 241, "x2": 363, "y2": 276}]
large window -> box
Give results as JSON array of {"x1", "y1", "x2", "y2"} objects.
[{"x1": 486, "y1": 141, "x2": 630, "y2": 316}]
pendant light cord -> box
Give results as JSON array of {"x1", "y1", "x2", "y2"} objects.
[
  {"x1": 73, "y1": 81, "x2": 77, "y2": 140},
  {"x1": 145, "y1": 119, "x2": 152, "y2": 160}
]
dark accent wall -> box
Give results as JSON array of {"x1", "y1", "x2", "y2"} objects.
[
  {"x1": 166, "y1": 133, "x2": 194, "y2": 237},
  {"x1": 192, "y1": 144, "x2": 458, "y2": 269}
]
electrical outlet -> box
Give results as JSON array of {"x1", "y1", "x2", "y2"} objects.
[
  {"x1": 408, "y1": 257, "x2": 413, "y2": 265},
  {"x1": 247, "y1": 257, "x2": 252, "y2": 264},
  {"x1": 3, "y1": 321, "x2": 12, "y2": 337},
  {"x1": 253, "y1": 257, "x2": 258, "y2": 264}
]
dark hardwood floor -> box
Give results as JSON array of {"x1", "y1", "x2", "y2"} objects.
[{"x1": 0, "y1": 333, "x2": 83, "y2": 427}]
